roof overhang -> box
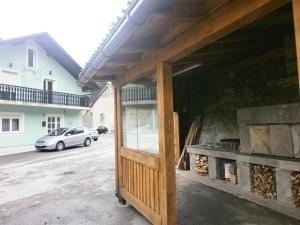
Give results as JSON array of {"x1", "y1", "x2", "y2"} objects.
[{"x1": 79, "y1": 0, "x2": 290, "y2": 86}]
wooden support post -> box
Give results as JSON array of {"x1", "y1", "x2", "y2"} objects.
[
  {"x1": 157, "y1": 63, "x2": 177, "y2": 225},
  {"x1": 114, "y1": 87, "x2": 120, "y2": 196},
  {"x1": 293, "y1": 0, "x2": 300, "y2": 94},
  {"x1": 114, "y1": 86, "x2": 124, "y2": 202}
]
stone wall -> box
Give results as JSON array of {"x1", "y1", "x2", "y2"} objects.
[{"x1": 176, "y1": 36, "x2": 299, "y2": 146}]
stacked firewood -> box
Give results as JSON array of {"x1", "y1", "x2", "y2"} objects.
[
  {"x1": 250, "y1": 164, "x2": 277, "y2": 200},
  {"x1": 177, "y1": 116, "x2": 202, "y2": 170},
  {"x1": 194, "y1": 154, "x2": 208, "y2": 175},
  {"x1": 291, "y1": 171, "x2": 300, "y2": 208}
]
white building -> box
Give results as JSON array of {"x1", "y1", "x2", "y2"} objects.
[{"x1": 83, "y1": 84, "x2": 114, "y2": 131}]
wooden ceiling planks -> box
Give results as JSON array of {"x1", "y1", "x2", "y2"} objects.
[
  {"x1": 93, "y1": 66, "x2": 128, "y2": 76},
  {"x1": 173, "y1": 3, "x2": 293, "y2": 74},
  {"x1": 91, "y1": 0, "x2": 290, "y2": 84},
  {"x1": 92, "y1": 0, "x2": 220, "y2": 82},
  {"x1": 115, "y1": 0, "x2": 289, "y2": 86},
  {"x1": 105, "y1": 54, "x2": 141, "y2": 67},
  {"x1": 118, "y1": 39, "x2": 160, "y2": 55}
]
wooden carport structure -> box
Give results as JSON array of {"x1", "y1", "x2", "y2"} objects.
[{"x1": 78, "y1": 0, "x2": 300, "y2": 224}]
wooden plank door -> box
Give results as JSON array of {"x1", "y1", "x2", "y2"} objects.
[{"x1": 114, "y1": 63, "x2": 176, "y2": 225}]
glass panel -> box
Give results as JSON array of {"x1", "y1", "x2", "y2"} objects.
[
  {"x1": 57, "y1": 124, "x2": 60, "y2": 129},
  {"x1": 76, "y1": 128, "x2": 84, "y2": 134},
  {"x1": 67, "y1": 129, "x2": 76, "y2": 135},
  {"x1": 122, "y1": 107, "x2": 138, "y2": 149},
  {"x1": 12, "y1": 119, "x2": 19, "y2": 131},
  {"x1": 137, "y1": 107, "x2": 159, "y2": 151},
  {"x1": 57, "y1": 117, "x2": 60, "y2": 122},
  {"x1": 51, "y1": 117, "x2": 55, "y2": 122},
  {"x1": 2, "y1": 119, "x2": 10, "y2": 132},
  {"x1": 48, "y1": 117, "x2": 51, "y2": 122},
  {"x1": 121, "y1": 73, "x2": 158, "y2": 154}
]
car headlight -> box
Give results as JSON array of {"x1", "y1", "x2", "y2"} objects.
[{"x1": 44, "y1": 140, "x2": 53, "y2": 145}]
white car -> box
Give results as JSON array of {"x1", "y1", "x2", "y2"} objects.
[
  {"x1": 88, "y1": 128, "x2": 99, "y2": 141},
  {"x1": 35, "y1": 127, "x2": 92, "y2": 151}
]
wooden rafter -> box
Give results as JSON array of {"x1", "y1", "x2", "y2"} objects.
[
  {"x1": 173, "y1": 0, "x2": 230, "y2": 16},
  {"x1": 160, "y1": 21, "x2": 199, "y2": 46},
  {"x1": 186, "y1": 42, "x2": 282, "y2": 57},
  {"x1": 94, "y1": 66, "x2": 127, "y2": 76},
  {"x1": 93, "y1": 75, "x2": 116, "y2": 81},
  {"x1": 118, "y1": 40, "x2": 160, "y2": 54},
  {"x1": 106, "y1": 55, "x2": 140, "y2": 67},
  {"x1": 223, "y1": 47, "x2": 285, "y2": 72},
  {"x1": 149, "y1": 11, "x2": 202, "y2": 22},
  {"x1": 115, "y1": 0, "x2": 289, "y2": 86},
  {"x1": 214, "y1": 34, "x2": 285, "y2": 44}
]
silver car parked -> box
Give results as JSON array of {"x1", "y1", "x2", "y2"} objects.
[{"x1": 35, "y1": 127, "x2": 92, "y2": 151}]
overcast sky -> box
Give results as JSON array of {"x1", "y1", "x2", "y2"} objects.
[{"x1": 0, "y1": 0, "x2": 128, "y2": 66}]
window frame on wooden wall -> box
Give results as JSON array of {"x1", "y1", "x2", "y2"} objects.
[{"x1": 120, "y1": 73, "x2": 159, "y2": 154}]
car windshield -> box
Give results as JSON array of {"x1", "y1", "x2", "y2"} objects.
[{"x1": 47, "y1": 128, "x2": 68, "y2": 136}]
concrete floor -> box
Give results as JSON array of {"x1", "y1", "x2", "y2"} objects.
[{"x1": 0, "y1": 135, "x2": 299, "y2": 225}]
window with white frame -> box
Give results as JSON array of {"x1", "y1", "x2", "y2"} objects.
[
  {"x1": 0, "y1": 113, "x2": 23, "y2": 134},
  {"x1": 27, "y1": 47, "x2": 37, "y2": 69}
]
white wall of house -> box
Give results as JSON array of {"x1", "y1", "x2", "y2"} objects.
[{"x1": 83, "y1": 85, "x2": 114, "y2": 131}]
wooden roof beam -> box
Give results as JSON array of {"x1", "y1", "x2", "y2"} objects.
[
  {"x1": 118, "y1": 40, "x2": 160, "y2": 54},
  {"x1": 94, "y1": 66, "x2": 128, "y2": 77},
  {"x1": 115, "y1": 0, "x2": 289, "y2": 86},
  {"x1": 173, "y1": 0, "x2": 230, "y2": 16},
  {"x1": 186, "y1": 41, "x2": 282, "y2": 57},
  {"x1": 106, "y1": 55, "x2": 140, "y2": 67},
  {"x1": 93, "y1": 74, "x2": 117, "y2": 81},
  {"x1": 223, "y1": 47, "x2": 285, "y2": 72},
  {"x1": 214, "y1": 34, "x2": 284, "y2": 44},
  {"x1": 149, "y1": 11, "x2": 202, "y2": 22}
]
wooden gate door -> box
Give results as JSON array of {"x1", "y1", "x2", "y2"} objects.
[{"x1": 115, "y1": 63, "x2": 176, "y2": 225}]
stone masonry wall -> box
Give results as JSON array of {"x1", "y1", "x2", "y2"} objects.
[{"x1": 195, "y1": 37, "x2": 299, "y2": 145}]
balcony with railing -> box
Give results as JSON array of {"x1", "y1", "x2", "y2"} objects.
[
  {"x1": 0, "y1": 83, "x2": 89, "y2": 108},
  {"x1": 121, "y1": 86, "x2": 157, "y2": 105}
]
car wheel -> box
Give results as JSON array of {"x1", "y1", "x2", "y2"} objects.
[
  {"x1": 84, "y1": 138, "x2": 91, "y2": 147},
  {"x1": 93, "y1": 138, "x2": 98, "y2": 141},
  {"x1": 56, "y1": 141, "x2": 65, "y2": 151}
]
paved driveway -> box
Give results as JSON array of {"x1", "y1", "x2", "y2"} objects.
[
  {"x1": 0, "y1": 135, "x2": 150, "y2": 225},
  {"x1": 1, "y1": 135, "x2": 299, "y2": 225}
]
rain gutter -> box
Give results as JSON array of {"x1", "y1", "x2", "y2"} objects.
[{"x1": 78, "y1": 0, "x2": 159, "y2": 85}]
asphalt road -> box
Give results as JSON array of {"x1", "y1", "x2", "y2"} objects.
[
  {"x1": 1, "y1": 135, "x2": 299, "y2": 225},
  {"x1": 0, "y1": 135, "x2": 150, "y2": 225}
]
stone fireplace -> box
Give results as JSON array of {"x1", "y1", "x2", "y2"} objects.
[{"x1": 237, "y1": 103, "x2": 300, "y2": 158}]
